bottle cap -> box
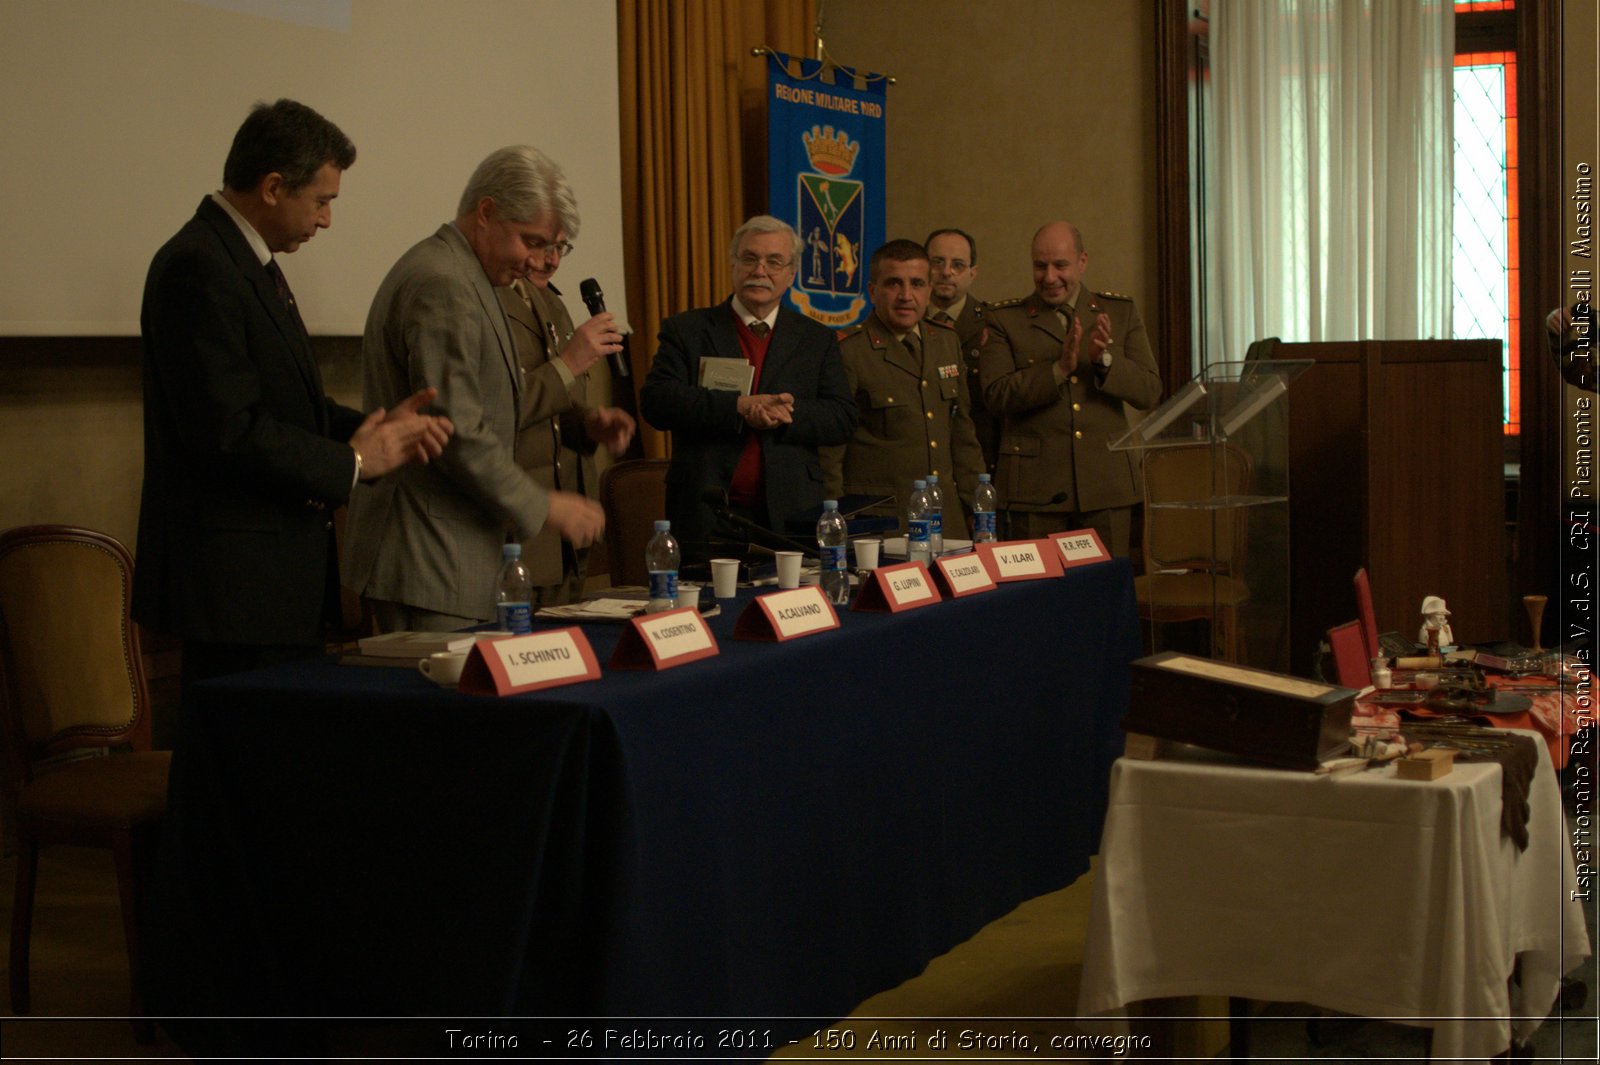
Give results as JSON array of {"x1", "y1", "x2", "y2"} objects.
[
  {"x1": 913, "y1": 479, "x2": 926, "y2": 489},
  {"x1": 979, "y1": 473, "x2": 991, "y2": 483},
  {"x1": 502, "y1": 542, "x2": 522, "y2": 558},
  {"x1": 653, "y1": 520, "x2": 671, "y2": 532},
  {"x1": 927, "y1": 474, "x2": 939, "y2": 483},
  {"x1": 822, "y1": 499, "x2": 838, "y2": 510}
]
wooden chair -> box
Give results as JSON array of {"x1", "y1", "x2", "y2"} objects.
[
  {"x1": 598, "y1": 459, "x2": 669, "y2": 587},
  {"x1": 0, "y1": 525, "x2": 170, "y2": 1029},
  {"x1": 1133, "y1": 443, "x2": 1253, "y2": 662}
]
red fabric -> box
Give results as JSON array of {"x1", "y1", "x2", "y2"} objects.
[{"x1": 727, "y1": 313, "x2": 771, "y2": 507}]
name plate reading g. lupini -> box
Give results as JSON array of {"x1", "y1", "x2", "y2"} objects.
[
  {"x1": 976, "y1": 539, "x2": 1064, "y2": 582},
  {"x1": 461, "y1": 627, "x2": 601, "y2": 696},
  {"x1": 1050, "y1": 528, "x2": 1111, "y2": 568},
  {"x1": 933, "y1": 553, "x2": 997, "y2": 598},
  {"x1": 853, "y1": 560, "x2": 942, "y2": 612},
  {"x1": 610, "y1": 606, "x2": 720, "y2": 670},
  {"x1": 734, "y1": 584, "x2": 841, "y2": 641}
]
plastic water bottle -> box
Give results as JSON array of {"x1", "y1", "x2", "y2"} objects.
[
  {"x1": 495, "y1": 542, "x2": 533, "y2": 634},
  {"x1": 906, "y1": 479, "x2": 932, "y2": 566},
  {"x1": 645, "y1": 519, "x2": 680, "y2": 612},
  {"x1": 925, "y1": 473, "x2": 945, "y2": 555},
  {"x1": 817, "y1": 499, "x2": 850, "y2": 605},
  {"x1": 973, "y1": 473, "x2": 998, "y2": 543}
]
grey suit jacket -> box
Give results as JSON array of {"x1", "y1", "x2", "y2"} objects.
[{"x1": 343, "y1": 222, "x2": 549, "y2": 620}]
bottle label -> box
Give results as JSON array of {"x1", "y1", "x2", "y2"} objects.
[
  {"x1": 820, "y1": 545, "x2": 846, "y2": 572},
  {"x1": 908, "y1": 518, "x2": 930, "y2": 544},
  {"x1": 497, "y1": 601, "x2": 533, "y2": 635},
  {"x1": 930, "y1": 512, "x2": 943, "y2": 538},
  {"x1": 975, "y1": 511, "x2": 996, "y2": 538},
  {"x1": 649, "y1": 570, "x2": 678, "y2": 602}
]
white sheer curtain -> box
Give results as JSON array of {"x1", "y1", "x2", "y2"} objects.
[{"x1": 1207, "y1": 0, "x2": 1454, "y2": 364}]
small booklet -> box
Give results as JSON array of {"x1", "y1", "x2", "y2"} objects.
[
  {"x1": 356, "y1": 630, "x2": 478, "y2": 658},
  {"x1": 699, "y1": 357, "x2": 754, "y2": 395}
]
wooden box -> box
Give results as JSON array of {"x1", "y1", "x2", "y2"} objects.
[{"x1": 1125, "y1": 652, "x2": 1355, "y2": 770}]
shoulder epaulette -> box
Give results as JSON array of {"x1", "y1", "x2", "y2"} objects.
[
  {"x1": 988, "y1": 296, "x2": 1027, "y2": 309},
  {"x1": 1094, "y1": 289, "x2": 1132, "y2": 302},
  {"x1": 836, "y1": 324, "x2": 865, "y2": 341}
]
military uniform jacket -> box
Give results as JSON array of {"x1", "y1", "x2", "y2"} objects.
[
  {"x1": 978, "y1": 286, "x2": 1162, "y2": 512},
  {"x1": 942, "y1": 296, "x2": 998, "y2": 473},
  {"x1": 822, "y1": 315, "x2": 985, "y2": 539},
  {"x1": 496, "y1": 281, "x2": 601, "y2": 587}
]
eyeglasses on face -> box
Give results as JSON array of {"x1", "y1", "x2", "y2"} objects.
[{"x1": 734, "y1": 253, "x2": 793, "y2": 272}]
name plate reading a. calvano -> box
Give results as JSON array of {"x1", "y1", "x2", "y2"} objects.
[
  {"x1": 610, "y1": 606, "x2": 720, "y2": 670},
  {"x1": 460, "y1": 628, "x2": 601, "y2": 696},
  {"x1": 734, "y1": 585, "x2": 841, "y2": 641}
]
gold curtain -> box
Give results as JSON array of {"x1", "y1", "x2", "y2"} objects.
[{"x1": 618, "y1": 0, "x2": 819, "y2": 459}]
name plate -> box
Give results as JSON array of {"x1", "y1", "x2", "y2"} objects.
[
  {"x1": 610, "y1": 606, "x2": 720, "y2": 670},
  {"x1": 976, "y1": 539, "x2": 1064, "y2": 582},
  {"x1": 853, "y1": 560, "x2": 942, "y2": 612},
  {"x1": 460, "y1": 627, "x2": 601, "y2": 696},
  {"x1": 1050, "y1": 528, "x2": 1111, "y2": 568},
  {"x1": 933, "y1": 553, "x2": 997, "y2": 598},
  {"x1": 734, "y1": 585, "x2": 841, "y2": 641}
]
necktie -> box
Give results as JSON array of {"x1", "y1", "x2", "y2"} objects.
[
  {"x1": 266, "y1": 259, "x2": 305, "y2": 333},
  {"x1": 902, "y1": 332, "x2": 922, "y2": 363},
  {"x1": 932, "y1": 310, "x2": 953, "y2": 325},
  {"x1": 748, "y1": 321, "x2": 770, "y2": 339}
]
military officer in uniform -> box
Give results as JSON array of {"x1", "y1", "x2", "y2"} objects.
[
  {"x1": 823, "y1": 239, "x2": 986, "y2": 539},
  {"x1": 979, "y1": 221, "x2": 1161, "y2": 557},
  {"x1": 924, "y1": 227, "x2": 997, "y2": 473},
  {"x1": 497, "y1": 232, "x2": 635, "y2": 605}
]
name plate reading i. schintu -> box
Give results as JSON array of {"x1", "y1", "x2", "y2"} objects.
[
  {"x1": 852, "y1": 560, "x2": 942, "y2": 612},
  {"x1": 460, "y1": 628, "x2": 602, "y2": 696},
  {"x1": 610, "y1": 606, "x2": 720, "y2": 670},
  {"x1": 734, "y1": 584, "x2": 841, "y2": 641},
  {"x1": 976, "y1": 539, "x2": 1064, "y2": 582}
]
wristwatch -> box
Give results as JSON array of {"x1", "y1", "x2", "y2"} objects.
[{"x1": 1097, "y1": 347, "x2": 1113, "y2": 369}]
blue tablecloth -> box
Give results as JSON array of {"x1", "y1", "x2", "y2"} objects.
[{"x1": 146, "y1": 560, "x2": 1138, "y2": 1033}]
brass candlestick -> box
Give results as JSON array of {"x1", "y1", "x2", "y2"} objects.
[{"x1": 1523, "y1": 594, "x2": 1547, "y2": 652}]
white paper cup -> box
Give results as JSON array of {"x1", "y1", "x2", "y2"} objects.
[
  {"x1": 775, "y1": 551, "x2": 803, "y2": 589},
  {"x1": 710, "y1": 558, "x2": 740, "y2": 598},
  {"x1": 675, "y1": 582, "x2": 701, "y2": 610},
  {"x1": 852, "y1": 538, "x2": 881, "y2": 570},
  {"x1": 418, "y1": 650, "x2": 468, "y2": 687}
]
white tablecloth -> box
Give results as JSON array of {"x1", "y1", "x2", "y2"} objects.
[{"x1": 1077, "y1": 737, "x2": 1590, "y2": 1062}]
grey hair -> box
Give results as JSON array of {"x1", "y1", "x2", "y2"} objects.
[
  {"x1": 729, "y1": 214, "x2": 803, "y2": 265},
  {"x1": 457, "y1": 145, "x2": 580, "y2": 238}
]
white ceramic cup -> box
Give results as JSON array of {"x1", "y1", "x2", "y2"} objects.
[
  {"x1": 852, "y1": 538, "x2": 881, "y2": 570},
  {"x1": 676, "y1": 582, "x2": 701, "y2": 610},
  {"x1": 710, "y1": 558, "x2": 740, "y2": 598},
  {"x1": 775, "y1": 551, "x2": 803, "y2": 590},
  {"x1": 418, "y1": 650, "x2": 468, "y2": 687}
]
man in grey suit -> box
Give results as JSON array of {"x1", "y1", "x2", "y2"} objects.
[{"x1": 345, "y1": 146, "x2": 611, "y2": 631}]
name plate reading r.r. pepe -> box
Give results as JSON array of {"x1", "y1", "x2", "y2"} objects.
[
  {"x1": 460, "y1": 627, "x2": 602, "y2": 696},
  {"x1": 734, "y1": 585, "x2": 841, "y2": 641},
  {"x1": 976, "y1": 539, "x2": 1064, "y2": 583},
  {"x1": 852, "y1": 560, "x2": 942, "y2": 612},
  {"x1": 1050, "y1": 528, "x2": 1111, "y2": 568}
]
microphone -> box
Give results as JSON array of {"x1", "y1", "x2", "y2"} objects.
[
  {"x1": 579, "y1": 277, "x2": 630, "y2": 379},
  {"x1": 698, "y1": 486, "x2": 819, "y2": 558}
]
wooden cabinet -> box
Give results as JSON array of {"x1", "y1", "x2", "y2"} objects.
[{"x1": 1278, "y1": 339, "x2": 1507, "y2": 673}]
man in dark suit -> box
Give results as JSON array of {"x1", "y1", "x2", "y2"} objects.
[
  {"x1": 640, "y1": 215, "x2": 856, "y2": 561},
  {"x1": 134, "y1": 99, "x2": 452, "y2": 686},
  {"x1": 924, "y1": 227, "x2": 998, "y2": 473}
]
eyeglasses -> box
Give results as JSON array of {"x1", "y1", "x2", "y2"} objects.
[
  {"x1": 734, "y1": 253, "x2": 793, "y2": 272},
  {"x1": 929, "y1": 256, "x2": 971, "y2": 273},
  {"x1": 520, "y1": 235, "x2": 574, "y2": 259}
]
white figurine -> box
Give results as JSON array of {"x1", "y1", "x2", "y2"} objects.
[{"x1": 1418, "y1": 595, "x2": 1454, "y2": 648}]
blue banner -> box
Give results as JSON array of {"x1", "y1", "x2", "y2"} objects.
[{"x1": 766, "y1": 53, "x2": 887, "y2": 329}]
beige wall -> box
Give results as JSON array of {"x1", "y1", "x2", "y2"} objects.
[{"x1": 823, "y1": 0, "x2": 1160, "y2": 314}]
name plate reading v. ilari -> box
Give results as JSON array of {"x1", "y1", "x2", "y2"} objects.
[
  {"x1": 734, "y1": 584, "x2": 840, "y2": 641},
  {"x1": 1050, "y1": 528, "x2": 1111, "y2": 568},
  {"x1": 976, "y1": 539, "x2": 1064, "y2": 582},
  {"x1": 460, "y1": 628, "x2": 601, "y2": 696},
  {"x1": 852, "y1": 560, "x2": 942, "y2": 612},
  {"x1": 933, "y1": 553, "x2": 997, "y2": 598},
  {"x1": 610, "y1": 606, "x2": 720, "y2": 670}
]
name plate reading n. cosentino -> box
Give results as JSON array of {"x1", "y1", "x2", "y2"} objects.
[
  {"x1": 976, "y1": 539, "x2": 1064, "y2": 582},
  {"x1": 610, "y1": 606, "x2": 720, "y2": 670},
  {"x1": 734, "y1": 585, "x2": 841, "y2": 641},
  {"x1": 461, "y1": 628, "x2": 601, "y2": 696},
  {"x1": 853, "y1": 560, "x2": 942, "y2": 612}
]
